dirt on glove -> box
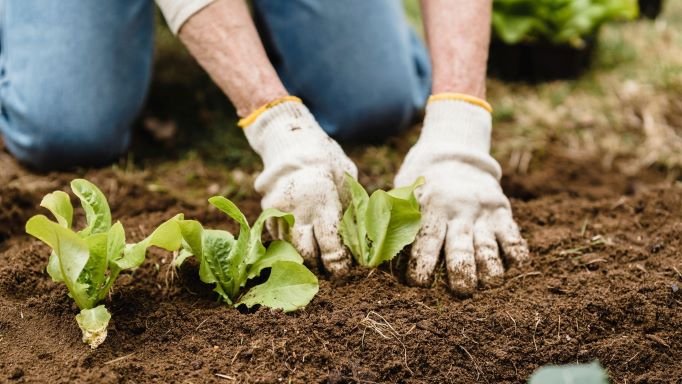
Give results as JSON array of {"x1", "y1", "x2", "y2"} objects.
[{"x1": 0, "y1": 150, "x2": 680, "y2": 384}]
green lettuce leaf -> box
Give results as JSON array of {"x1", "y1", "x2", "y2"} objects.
[
  {"x1": 106, "y1": 222, "x2": 126, "y2": 267},
  {"x1": 247, "y1": 208, "x2": 294, "y2": 265},
  {"x1": 175, "y1": 197, "x2": 317, "y2": 311},
  {"x1": 83, "y1": 232, "x2": 109, "y2": 295},
  {"x1": 177, "y1": 219, "x2": 203, "y2": 257},
  {"x1": 200, "y1": 229, "x2": 238, "y2": 303},
  {"x1": 40, "y1": 190, "x2": 73, "y2": 228},
  {"x1": 114, "y1": 215, "x2": 183, "y2": 271},
  {"x1": 46, "y1": 251, "x2": 64, "y2": 283},
  {"x1": 340, "y1": 174, "x2": 424, "y2": 268},
  {"x1": 173, "y1": 249, "x2": 194, "y2": 268},
  {"x1": 339, "y1": 174, "x2": 370, "y2": 260},
  {"x1": 27, "y1": 179, "x2": 187, "y2": 348},
  {"x1": 173, "y1": 219, "x2": 241, "y2": 302},
  {"x1": 238, "y1": 260, "x2": 319, "y2": 312},
  {"x1": 247, "y1": 240, "x2": 304, "y2": 280},
  {"x1": 41, "y1": 191, "x2": 75, "y2": 277},
  {"x1": 209, "y1": 197, "x2": 252, "y2": 284},
  {"x1": 209, "y1": 197, "x2": 296, "y2": 287},
  {"x1": 71, "y1": 179, "x2": 111, "y2": 236},
  {"x1": 26, "y1": 215, "x2": 92, "y2": 309}
]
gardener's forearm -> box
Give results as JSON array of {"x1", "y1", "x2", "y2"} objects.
[
  {"x1": 420, "y1": 0, "x2": 491, "y2": 99},
  {"x1": 178, "y1": 0, "x2": 287, "y2": 117}
]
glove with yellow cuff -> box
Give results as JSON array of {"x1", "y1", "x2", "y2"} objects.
[
  {"x1": 394, "y1": 93, "x2": 529, "y2": 297},
  {"x1": 240, "y1": 97, "x2": 357, "y2": 275}
]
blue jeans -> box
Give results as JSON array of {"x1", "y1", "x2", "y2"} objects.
[{"x1": 0, "y1": 0, "x2": 431, "y2": 170}]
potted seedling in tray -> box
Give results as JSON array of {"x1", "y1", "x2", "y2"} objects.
[
  {"x1": 638, "y1": 0, "x2": 664, "y2": 19},
  {"x1": 25, "y1": 179, "x2": 181, "y2": 348},
  {"x1": 489, "y1": 0, "x2": 638, "y2": 81}
]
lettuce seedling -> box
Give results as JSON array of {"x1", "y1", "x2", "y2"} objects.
[
  {"x1": 173, "y1": 196, "x2": 318, "y2": 312},
  {"x1": 25, "y1": 179, "x2": 180, "y2": 348},
  {"x1": 340, "y1": 174, "x2": 424, "y2": 268}
]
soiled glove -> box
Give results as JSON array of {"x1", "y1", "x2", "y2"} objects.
[
  {"x1": 394, "y1": 96, "x2": 529, "y2": 296},
  {"x1": 243, "y1": 98, "x2": 357, "y2": 275}
]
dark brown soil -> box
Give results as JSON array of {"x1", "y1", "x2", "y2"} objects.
[{"x1": 0, "y1": 150, "x2": 680, "y2": 384}]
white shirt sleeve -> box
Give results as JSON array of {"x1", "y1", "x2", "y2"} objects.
[{"x1": 156, "y1": 0, "x2": 215, "y2": 34}]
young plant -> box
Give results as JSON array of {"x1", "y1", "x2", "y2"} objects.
[
  {"x1": 173, "y1": 196, "x2": 318, "y2": 312},
  {"x1": 339, "y1": 174, "x2": 424, "y2": 268},
  {"x1": 25, "y1": 179, "x2": 181, "y2": 348}
]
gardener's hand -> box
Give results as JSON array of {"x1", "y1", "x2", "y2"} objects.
[
  {"x1": 242, "y1": 98, "x2": 357, "y2": 275},
  {"x1": 394, "y1": 95, "x2": 529, "y2": 296}
]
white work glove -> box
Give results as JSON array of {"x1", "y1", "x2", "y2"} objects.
[
  {"x1": 243, "y1": 98, "x2": 357, "y2": 275},
  {"x1": 394, "y1": 96, "x2": 529, "y2": 297}
]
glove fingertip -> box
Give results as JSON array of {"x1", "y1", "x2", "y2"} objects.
[
  {"x1": 494, "y1": 210, "x2": 530, "y2": 267},
  {"x1": 265, "y1": 217, "x2": 283, "y2": 240},
  {"x1": 406, "y1": 256, "x2": 435, "y2": 287},
  {"x1": 291, "y1": 224, "x2": 319, "y2": 264},
  {"x1": 473, "y1": 224, "x2": 505, "y2": 288},
  {"x1": 345, "y1": 160, "x2": 359, "y2": 180},
  {"x1": 406, "y1": 211, "x2": 447, "y2": 286},
  {"x1": 406, "y1": 225, "x2": 445, "y2": 287},
  {"x1": 446, "y1": 256, "x2": 477, "y2": 298},
  {"x1": 322, "y1": 248, "x2": 352, "y2": 277},
  {"x1": 444, "y1": 219, "x2": 478, "y2": 298},
  {"x1": 474, "y1": 251, "x2": 505, "y2": 289},
  {"x1": 448, "y1": 276, "x2": 477, "y2": 299},
  {"x1": 312, "y1": 213, "x2": 352, "y2": 277},
  {"x1": 503, "y1": 239, "x2": 530, "y2": 267}
]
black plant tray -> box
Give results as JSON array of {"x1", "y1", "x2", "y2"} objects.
[
  {"x1": 638, "y1": 0, "x2": 664, "y2": 19},
  {"x1": 487, "y1": 35, "x2": 597, "y2": 82}
]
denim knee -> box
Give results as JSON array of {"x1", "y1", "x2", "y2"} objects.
[
  {"x1": 316, "y1": 77, "x2": 423, "y2": 143},
  {"x1": 1, "y1": 96, "x2": 137, "y2": 171},
  {"x1": 254, "y1": 0, "x2": 431, "y2": 142},
  {"x1": 0, "y1": 0, "x2": 154, "y2": 170},
  {"x1": 319, "y1": 28, "x2": 431, "y2": 142}
]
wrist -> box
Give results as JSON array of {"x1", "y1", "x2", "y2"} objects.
[
  {"x1": 419, "y1": 97, "x2": 493, "y2": 153},
  {"x1": 413, "y1": 97, "x2": 501, "y2": 179},
  {"x1": 431, "y1": 78, "x2": 487, "y2": 100},
  {"x1": 428, "y1": 93, "x2": 492, "y2": 113},
  {"x1": 242, "y1": 100, "x2": 329, "y2": 166},
  {"x1": 235, "y1": 86, "x2": 289, "y2": 119},
  {"x1": 238, "y1": 95, "x2": 303, "y2": 128}
]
